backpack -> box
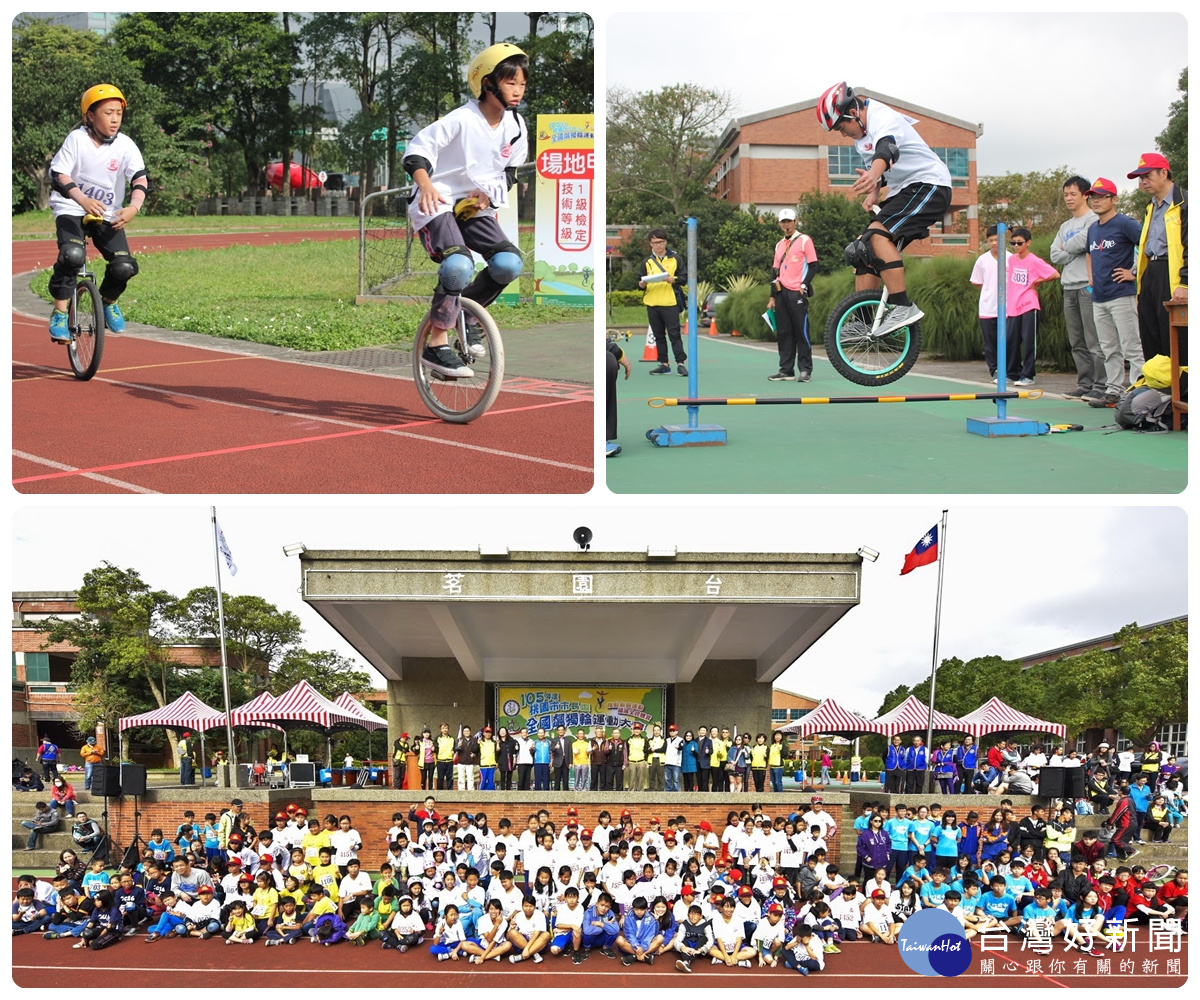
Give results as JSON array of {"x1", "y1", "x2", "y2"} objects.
[{"x1": 1114, "y1": 386, "x2": 1171, "y2": 432}]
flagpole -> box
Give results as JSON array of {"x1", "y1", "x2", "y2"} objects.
[
  {"x1": 924, "y1": 509, "x2": 949, "y2": 793},
  {"x1": 211, "y1": 507, "x2": 237, "y2": 768}
]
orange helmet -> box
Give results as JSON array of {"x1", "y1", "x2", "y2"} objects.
[{"x1": 81, "y1": 84, "x2": 126, "y2": 120}]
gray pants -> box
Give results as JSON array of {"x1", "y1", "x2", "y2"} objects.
[
  {"x1": 1062, "y1": 286, "x2": 1105, "y2": 392},
  {"x1": 1092, "y1": 296, "x2": 1144, "y2": 395}
]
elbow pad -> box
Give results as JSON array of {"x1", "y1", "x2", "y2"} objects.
[
  {"x1": 403, "y1": 154, "x2": 433, "y2": 179},
  {"x1": 50, "y1": 170, "x2": 77, "y2": 198},
  {"x1": 504, "y1": 165, "x2": 518, "y2": 189},
  {"x1": 872, "y1": 136, "x2": 900, "y2": 170}
]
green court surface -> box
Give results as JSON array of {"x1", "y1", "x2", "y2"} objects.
[{"x1": 607, "y1": 337, "x2": 1187, "y2": 494}]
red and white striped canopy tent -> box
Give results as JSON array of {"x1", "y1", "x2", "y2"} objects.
[
  {"x1": 254, "y1": 679, "x2": 364, "y2": 735},
  {"x1": 873, "y1": 695, "x2": 970, "y2": 737},
  {"x1": 775, "y1": 698, "x2": 886, "y2": 739},
  {"x1": 333, "y1": 692, "x2": 388, "y2": 732},
  {"x1": 228, "y1": 690, "x2": 281, "y2": 729},
  {"x1": 119, "y1": 691, "x2": 227, "y2": 733},
  {"x1": 958, "y1": 697, "x2": 1068, "y2": 739}
]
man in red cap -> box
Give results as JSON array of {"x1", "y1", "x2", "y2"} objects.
[
  {"x1": 177, "y1": 730, "x2": 196, "y2": 786},
  {"x1": 1128, "y1": 152, "x2": 1188, "y2": 363}
]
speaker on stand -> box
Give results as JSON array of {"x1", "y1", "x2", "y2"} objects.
[{"x1": 119, "y1": 763, "x2": 149, "y2": 868}]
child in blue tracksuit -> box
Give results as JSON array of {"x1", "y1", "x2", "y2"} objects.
[
  {"x1": 616, "y1": 897, "x2": 659, "y2": 965},
  {"x1": 581, "y1": 894, "x2": 621, "y2": 954}
]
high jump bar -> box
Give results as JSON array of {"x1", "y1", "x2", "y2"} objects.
[{"x1": 649, "y1": 390, "x2": 1043, "y2": 408}]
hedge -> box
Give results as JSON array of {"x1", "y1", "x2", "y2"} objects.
[{"x1": 714, "y1": 239, "x2": 1073, "y2": 370}]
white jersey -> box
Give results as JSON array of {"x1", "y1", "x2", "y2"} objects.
[
  {"x1": 406, "y1": 101, "x2": 527, "y2": 233},
  {"x1": 854, "y1": 99, "x2": 951, "y2": 192},
  {"x1": 50, "y1": 127, "x2": 146, "y2": 222}
]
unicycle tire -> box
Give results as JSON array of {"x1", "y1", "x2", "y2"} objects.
[
  {"x1": 824, "y1": 289, "x2": 921, "y2": 386},
  {"x1": 67, "y1": 278, "x2": 105, "y2": 380},
  {"x1": 412, "y1": 296, "x2": 504, "y2": 423}
]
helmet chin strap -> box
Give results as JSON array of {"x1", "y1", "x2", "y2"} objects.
[
  {"x1": 482, "y1": 80, "x2": 523, "y2": 146},
  {"x1": 85, "y1": 117, "x2": 117, "y2": 145}
]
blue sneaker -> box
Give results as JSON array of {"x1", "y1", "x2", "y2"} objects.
[
  {"x1": 49, "y1": 311, "x2": 71, "y2": 343},
  {"x1": 605, "y1": 440, "x2": 622, "y2": 458},
  {"x1": 104, "y1": 301, "x2": 126, "y2": 332}
]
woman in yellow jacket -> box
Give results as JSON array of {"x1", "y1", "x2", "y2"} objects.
[
  {"x1": 750, "y1": 733, "x2": 770, "y2": 794},
  {"x1": 768, "y1": 731, "x2": 787, "y2": 793}
]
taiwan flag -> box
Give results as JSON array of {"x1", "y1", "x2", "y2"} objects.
[{"x1": 900, "y1": 525, "x2": 938, "y2": 575}]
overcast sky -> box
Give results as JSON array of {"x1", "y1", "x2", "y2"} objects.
[
  {"x1": 605, "y1": 10, "x2": 1187, "y2": 194},
  {"x1": 11, "y1": 504, "x2": 1185, "y2": 718}
]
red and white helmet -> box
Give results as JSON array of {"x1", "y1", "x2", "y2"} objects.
[{"x1": 816, "y1": 81, "x2": 857, "y2": 131}]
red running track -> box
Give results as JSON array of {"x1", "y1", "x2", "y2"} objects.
[
  {"x1": 10, "y1": 929, "x2": 1187, "y2": 988},
  {"x1": 12, "y1": 233, "x2": 593, "y2": 494}
]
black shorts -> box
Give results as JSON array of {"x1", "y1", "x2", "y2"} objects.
[{"x1": 874, "y1": 184, "x2": 952, "y2": 250}]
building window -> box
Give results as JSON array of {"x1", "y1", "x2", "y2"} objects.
[
  {"x1": 1155, "y1": 722, "x2": 1188, "y2": 757},
  {"x1": 771, "y1": 709, "x2": 788, "y2": 723},
  {"x1": 932, "y1": 147, "x2": 969, "y2": 188},
  {"x1": 828, "y1": 146, "x2": 858, "y2": 185},
  {"x1": 24, "y1": 652, "x2": 51, "y2": 683},
  {"x1": 789, "y1": 708, "x2": 809, "y2": 721}
]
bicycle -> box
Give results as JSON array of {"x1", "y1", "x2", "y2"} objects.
[
  {"x1": 63, "y1": 214, "x2": 107, "y2": 381},
  {"x1": 411, "y1": 296, "x2": 504, "y2": 423}
]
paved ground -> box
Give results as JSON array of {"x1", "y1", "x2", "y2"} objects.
[{"x1": 606, "y1": 332, "x2": 1187, "y2": 494}]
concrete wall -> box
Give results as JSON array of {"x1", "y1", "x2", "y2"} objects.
[
  {"x1": 387, "y1": 658, "x2": 486, "y2": 747},
  {"x1": 674, "y1": 660, "x2": 772, "y2": 736}
]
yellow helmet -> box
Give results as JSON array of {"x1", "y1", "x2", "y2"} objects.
[
  {"x1": 81, "y1": 83, "x2": 126, "y2": 120},
  {"x1": 466, "y1": 43, "x2": 526, "y2": 100}
]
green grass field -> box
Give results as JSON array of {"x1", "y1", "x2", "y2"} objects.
[
  {"x1": 12, "y1": 208, "x2": 359, "y2": 239},
  {"x1": 25, "y1": 232, "x2": 587, "y2": 352}
]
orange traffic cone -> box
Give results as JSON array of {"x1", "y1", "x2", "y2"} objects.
[
  {"x1": 842, "y1": 772, "x2": 850, "y2": 785},
  {"x1": 640, "y1": 326, "x2": 658, "y2": 361},
  {"x1": 708, "y1": 318, "x2": 718, "y2": 337}
]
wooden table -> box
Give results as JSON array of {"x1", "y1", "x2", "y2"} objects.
[{"x1": 1168, "y1": 302, "x2": 1188, "y2": 430}]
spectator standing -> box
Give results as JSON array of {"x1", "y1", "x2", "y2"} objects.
[
  {"x1": 38, "y1": 736, "x2": 60, "y2": 782},
  {"x1": 767, "y1": 208, "x2": 819, "y2": 382},
  {"x1": 1050, "y1": 176, "x2": 1106, "y2": 400},
  {"x1": 638, "y1": 229, "x2": 688, "y2": 377},
  {"x1": 1085, "y1": 177, "x2": 1145, "y2": 407},
  {"x1": 1004, "y1": 228, "x2": 1060, "y2": 385},
  {"x1": 970, "y1": 226, "x2": 1005, "y2": 382},
  {"x1": 79, "y1": 736, "x2": 104, "y2": 792},
  {"x1": 605, "y1": 338, "x2": 631, "y2": 458},
  {"x1": 1128, "y1": 152, "x2": 1188, "y2": 362}
]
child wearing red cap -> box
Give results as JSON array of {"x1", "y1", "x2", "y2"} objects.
[{"x1": 751, "y1": 903, "x2": 788, "y2": 966}]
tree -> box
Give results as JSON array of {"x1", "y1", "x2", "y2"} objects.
[
  {"x1": 797, "y1": 191, "x2": 869, "y2": 271},
  {"x1": 520, "y1": 14, "x2": 594, "y2": 119},
  {"x1": 113, "y1": 13, "x2": 296, "y2": 192},
  {"x1": 976, "y1": 167, "x2": 1078, "y2": 233},
  {"x1": 169, "y1": 588, "x2": 302, "y2": 680},
  {"x1": 11, "y1": 16, "x2": 208, "y2": 214},
  {"x1": 37, "y1": 564, "x2": 180, "y2": 760},
  {"x1": 269, "y1": 649, "x2": 373, "y2": 701},
  {"x1": 607, "y1": 83, "x2": 734, "y2": 220},
  {"x1": 1156, "y1": 67, "x2": 1187, "y2": 189}
]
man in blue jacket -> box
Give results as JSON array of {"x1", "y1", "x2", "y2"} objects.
[
  {"x1": 906, "y1": 736, "x2": 928, "y2": 795},
  {"x1": 884, "y1": 736, "x2": 905, "y2": 794},
  {"x1": 615, "y1": 895, "x2": 662, "y2": 966}
]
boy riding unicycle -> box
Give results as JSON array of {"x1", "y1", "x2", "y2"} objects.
[
  {"x1": 404, "y1": 44, "x2": 528, "y2": 378},
  {"x1": 47, "y1": 84, "x2": 148, "y2": 343}
]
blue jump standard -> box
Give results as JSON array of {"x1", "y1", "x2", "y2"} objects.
[
  {"x1": 647, "y1": 424, "x2": 729, "y2": 447},
  {"x1": 965, "y1": 415, "x2": 1050, "y2": 437}
]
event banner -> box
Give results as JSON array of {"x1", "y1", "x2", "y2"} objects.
[
  {"x1": 533, "y1": 113, "x2": 595, "y2": 308},
  {"x1": 496, "y1": 686, "x2": 663, "y2": 737}
]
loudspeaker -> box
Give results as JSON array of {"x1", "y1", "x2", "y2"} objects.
[
  {"x1": 92, "y1": 764, "x2": 121, "y2": 796},
  {"x1": 120, "y1": 762, "x2": 147, "y2": 797},
  {"x1": 1039, "y1": 767, "x2": 1065, "y2": 797},
  {"x1": 1065, "y1": 767, "x2": 1085, "y2": 799},
  {"x1": 289, "y1": 762, "x2": 316, "y2": 785}
]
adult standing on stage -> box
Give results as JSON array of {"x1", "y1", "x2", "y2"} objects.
[
  {"x1": 905, "y1": 736, "x2": 928, "y2": 795},
  {"x1": 550, "y1": 725, "x2": 572, "y2": 792},
  {"x1": 177, "y1": 731, "x2": 196, "y2": 786},
  {"x1": 954, "y1": 736, "x2": 977, "y2": 794},
  {"x1": 696, "y1": 727, "x2": 713, "y2": 793},
  {"x1": 884, "y1": 736, "x2": 905, "y2": 794}
]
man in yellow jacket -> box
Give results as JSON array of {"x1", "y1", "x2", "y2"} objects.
[
  {"x1": 638, "y1": 229, "x2": 688, "y2": 377},
  {"x1": 1128, "y1": 152, "x2": 1188, "y2": 363}
]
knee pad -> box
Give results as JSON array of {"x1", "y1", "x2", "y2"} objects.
[
  {"x1": 58, "y1": 240, "x2": 87, "y2": 270},
  {"x1": 843, "y1": 237, "x2": 873, "y2": 271},
  {"x1": 105, "y1": 254, "x2": 139, "y2": 282},
  {"x1": 437, "y1": 249, "x2": 476, "y2": 292},
  {"x1": 486, "y1": 249, "x2": 524, "y2": 284},
  {"x1": 81, "y1": 925, "x2": 99, "y2": 939}
]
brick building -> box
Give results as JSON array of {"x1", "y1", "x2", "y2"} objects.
[
  {"x1": 711, "y1": 88, "x2": 984, "y2": 257},
  {"x1": 12, "y1": 591, "x2": 232, "y2": 764}
]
